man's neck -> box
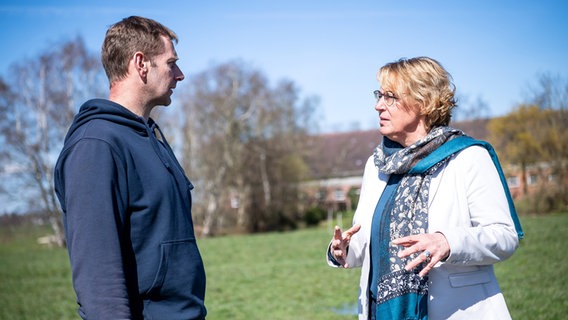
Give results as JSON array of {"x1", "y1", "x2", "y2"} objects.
[{"x1": 109, "y1": 84, "x2": 150, "y2": 119}]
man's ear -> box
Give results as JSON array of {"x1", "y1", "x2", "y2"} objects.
[{"x1": 133, "y1": 52, "x2": 148, "y2": 77}]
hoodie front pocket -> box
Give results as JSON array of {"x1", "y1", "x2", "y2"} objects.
[{"x1": 146, "y1": 238, "x2": 206, "y2": 298}]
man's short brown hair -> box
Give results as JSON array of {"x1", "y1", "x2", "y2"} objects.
[{"x1": 101, "y1": 16, "x2": 178, "y2": 85}]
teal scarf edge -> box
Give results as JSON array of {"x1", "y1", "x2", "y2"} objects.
[
  {"x1": 376, "y1": 291, "x2": 428, "y2": 320},
  {"x1": 409, "y1": 135, "x2": 524, "y2": 240}
]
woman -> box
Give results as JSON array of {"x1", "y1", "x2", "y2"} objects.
[{"x1": 327, "y1": 57, "x2": 523, "y2": 320}]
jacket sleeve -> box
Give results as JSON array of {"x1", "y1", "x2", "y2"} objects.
[
  {"x1": 60, "y1": 138, "x2": 132, "y2": 319},
  {"x1": 326, "y1": 156, "x2": 377, "y2": 269},
  {"x1": 436, "y1": 146, "x2": 519, "y2": 266}
]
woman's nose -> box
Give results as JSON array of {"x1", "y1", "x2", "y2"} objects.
[{"x1": 375, "y1": 99, "x2": 386, "y2": 112}]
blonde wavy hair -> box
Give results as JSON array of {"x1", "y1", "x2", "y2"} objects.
[{"x1": 377, "y1": 57, "x2": 457, "y2": 131}]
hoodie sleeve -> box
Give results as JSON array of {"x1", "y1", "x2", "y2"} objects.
[{"x1": 60, "y1": 138, "x2": 132, "y2": 319}]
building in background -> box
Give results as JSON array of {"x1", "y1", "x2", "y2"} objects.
[{"x1": 300, "y1": 118, "x2": 541, "y2": 214}]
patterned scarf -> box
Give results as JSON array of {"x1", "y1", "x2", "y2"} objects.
[{"x1": 372, "y1": 126, "x2": 463, "y2": 319}]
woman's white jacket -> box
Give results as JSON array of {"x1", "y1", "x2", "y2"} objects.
[{"x1": 327, "y1": 146, "x2": 519, "y2": 320}]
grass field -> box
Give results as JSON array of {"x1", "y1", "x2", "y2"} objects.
[{"x1": 1, "y1": 214, "x2": 567, "y2": 319}]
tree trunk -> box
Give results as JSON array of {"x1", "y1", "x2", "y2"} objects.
[
  {"x1": 202, "y1": 193, "x2": 217, "y2": 237},
  {"x1": 259, "y1": 152, "x2": 271, "y2": 208}
]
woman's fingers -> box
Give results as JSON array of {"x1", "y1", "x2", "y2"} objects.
[
  {"x1": 330, "y1": 224, "x2": 361, "y2": 268},
  {"x1": 393, "y1": 233, "x2": 450, "y2": 276},
  {"x1": 343, "y1": 224, "x2": 361, "y2": 241}
]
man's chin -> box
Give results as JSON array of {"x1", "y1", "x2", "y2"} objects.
[{"x1": 154, "y1": 97, "x2": 172, "y2": 107}]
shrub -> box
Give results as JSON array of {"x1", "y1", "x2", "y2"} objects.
[{"x1": 303, "y1": 206, "x2": 326, "y2": 226}]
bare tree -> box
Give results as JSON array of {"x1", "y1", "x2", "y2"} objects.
[
  {"x1": 0, "y1": 36, "x2": 106, "y2": 245},
  {"x1": 527, "y1": 72, "x2": 568, "y2": 111},
  {"x1": 488, "y1": 73, "x2": 568, "y2": 212},
  {"x1": 0, "y1": 77, "x2": 17, "y2": 212},
  {"x1": 170, "y1": 60, "x2": 318, "y2": 236},
  {"x1": 453, "y1": 93, "x2": 491, "y2": 121},
  {"x1": 527, "y1": 73, "x2": 568, "y2": 209}
]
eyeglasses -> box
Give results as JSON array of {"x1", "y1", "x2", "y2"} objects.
[{"x1": 373, "y1": 90, "x2": 398, "y2": 106}]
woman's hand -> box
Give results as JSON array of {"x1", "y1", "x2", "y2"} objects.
[
  {"x1": 393, "y1": 232, "x2": 450, "y2": 277},
  {"x1": 330, "y1": 224, "x2": 361, "y2": 268}
]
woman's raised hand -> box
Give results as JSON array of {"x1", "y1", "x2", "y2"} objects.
[{"x1": 330, "y1": 224, "x2": 361, "y2": 268}]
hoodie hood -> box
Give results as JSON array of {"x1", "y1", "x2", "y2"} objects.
[
  {"x1": 65, "y1": 98, "x2": 148, "y2": 141},
  {"x1": 65, "y1": 98, "x2": 174, "y2": 170}
]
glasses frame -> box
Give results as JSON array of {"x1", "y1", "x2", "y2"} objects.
[{"x1": 373, "y1": 90, "x2": 398, "y2": 107}]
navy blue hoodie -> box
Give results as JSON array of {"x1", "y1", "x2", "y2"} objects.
[{"x1": 54, "y1": 99, "x2": 206, "y2": 319}]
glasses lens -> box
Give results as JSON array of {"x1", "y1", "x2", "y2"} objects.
[{"x1": 374, "y1": 90, "x2": 397, "y2": 106}]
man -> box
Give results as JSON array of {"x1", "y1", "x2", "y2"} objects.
[{"x1": 54, "y1": 16, "x2": 206, "y2": 319}]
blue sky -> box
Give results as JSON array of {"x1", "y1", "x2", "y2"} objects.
[{"x1": 1, "y1": 0, "x2": 567, "y2": 132}]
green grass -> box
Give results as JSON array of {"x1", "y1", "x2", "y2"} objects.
[
  {"x1": 495, "y1": 214, "x2": 568, "y2": 320},
  {"x1": 1, "y1": 214, "x2": 567, "y2": 319},
  {"x1": 0, "y1": 224, "x2": 77, "y2": 320},
  {"x1": 199, "y1": 226, "x2": 360, "y2": 319}
]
